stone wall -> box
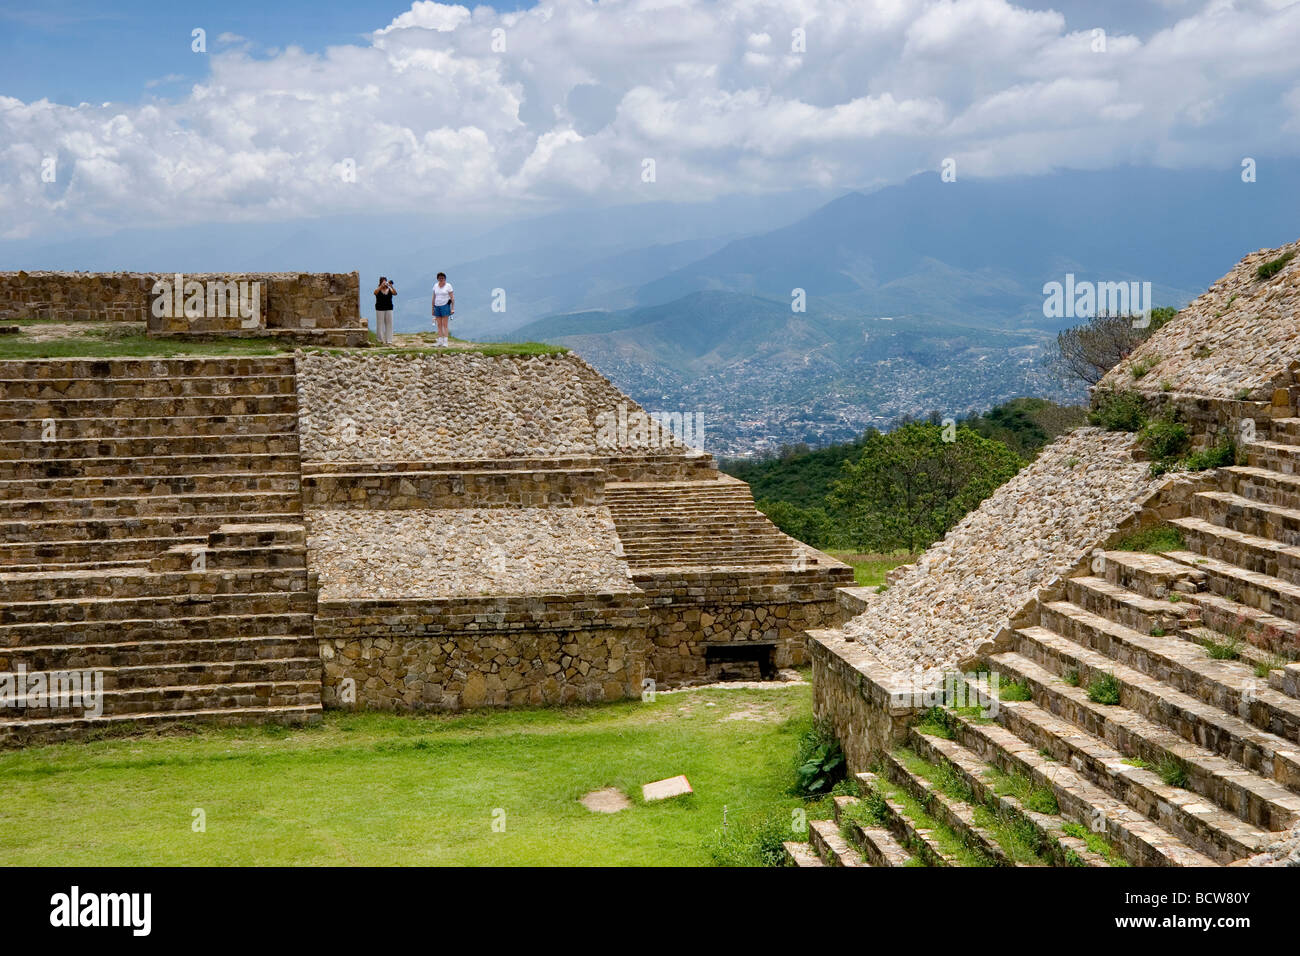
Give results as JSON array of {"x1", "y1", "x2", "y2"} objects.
[
  {"x1": 636, "y1": 566, "x2": 851, "y2": 685},
  {"x1": 301, "y1": 464, "x2": 607, "y2": 510},
  {"x1": 315, "y1": 593, "x2": 649, "y2": 710},
  {"x1": 294, "y1": 351, "x2": 696, "y2": 463},
  {"x1": 808, "y1": 630, "x2": 921, "y2": 772},
  {"x1": 0, "y1": 270, "x2": 365, "y2": 345},
  {"x1": 1098, "y1": 238, "x2": 1300, "y2": 404}
]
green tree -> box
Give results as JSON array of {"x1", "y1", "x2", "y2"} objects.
[
  {"x1": 829, "y1": 423, "x2": 1023, "y2": 553},
  {"x1": 757, "y1": 499, "x2": 836, "y2": 549}
]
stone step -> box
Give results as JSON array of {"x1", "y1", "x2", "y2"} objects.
[
  {"x1": 908, "y1": 727, "x2": 1110, "y2": 867},
  {"x1": 830, "y1": 794, "x2": 912, "y2": 866},
  {"x1": 856, "y1": 772, "x2": 961, "y2": 866},
  {"x1": 0, "y1": 413, "x2": 299, "y2": 442},
  {"x1": 1066, "y1": 575, "x2": 1189, "y2": 635},
  {"x1": 0, "y1": 511, "x2": 302, "y2": 546},
  {"x1": 0, "y1": 373, "x2": 296, "y2": 400},
  {"x1": 205, "y1": 523, "x2": 305, "y2": 548},
  {"x1": 0, "y1": 558, "x2": 151, "y2": 574},
  {"x1": 0, "y1": 635, "x2": 317, "y2": 671},
  {"x1": 881, "y1": 751, "x2": 1014, "y2": 865},
  {"x1": 782, "y1": 841, "x2": 826, "y2": 867},
  {"x1": 1040, "y1": 601, "x2": 1300, "y2": 745},
  {"x1": 0, "y1": 471, "x2": 301, "y2": 500},
  {"x1": 1224, "y1": 466, "x2": 1300, "y2": 512},
  {"x1": 0, "y1": 566, "x2": 310, "y2": 602},
  {"x1": 0, "y1": 656, "x2": 321, "y2": 691},
  {"x1": 945, "y1": 709, "x2": 1217, "y2": 866},
  {"x1": 1181, "y1": 626, "x2": 1296, "y2": 686},
  {"x1": 1270, "y1": 418, "x2": 1300, "y2": 442},
  {"x1": 1, "y1": 452, "x2": 301, "y2": 480},
  {"x1": 993, "y1": 645, "x2": 1300, "y2": 832},
  {"x1": 0, "y1": 590, "x2": 315, "y2": 627},
  {"x1": 1172, "y1": 515, "x2": 1300, "y2": 587},
  {"x1": 0, "y1": 433, "x2": 300, "y2": 460},
  {"x1": 0, "y1": 703, "x2": 321, "y2": 748},
  {"x1": 0, "y1": 356, "x2": 296, "y2": 380},
  {"x1": 1165, "y1": 549, "x2": 1300, "y2": 628},
  {"x1": 808, "y1": 818, "x2": 864, "y2": 867},
  {"x1": 1195, "y1": 490, "x2": 1300, "y2": 548},
  {"x1": 1245, "y1": 440, "x2": 1300, "y2": 474},
  {"x1": 0, "y1": 394, "x2": 297, "y2": 422},
  {"x1": 0, "y1": 611, "x2": 315, "y2": 647},
  {"x1": 148, "y1": 544, "x2": 306, "y2": 573},
  {"x1": 0, "y1": 489, "x2": 303, "y2": 522},
  {"x1": 1185, "y1": 590, "x2": 1300, "y2": 658},
  {"x1": 1, "y1": 679, "x2": 321, "y2": 719},
  {"x1": 1100, "y1": 550, "x2": 1204, "y2": 600}
]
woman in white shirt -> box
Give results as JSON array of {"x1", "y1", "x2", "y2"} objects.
[{"x1": 431, "y1": 273, "x2": 454, "y2": 347}]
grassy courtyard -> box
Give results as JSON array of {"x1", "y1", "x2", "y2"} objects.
[{"x1": 0, "y1": 684, "x2": 813, "y2": 866}]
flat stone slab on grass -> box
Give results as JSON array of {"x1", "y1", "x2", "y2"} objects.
[
  {"x1": 642, "y1": 774, "x2": 693, "y2": 802},
  {"x1": 580, "y1": 788, "x2": 632, "y2": 814}
]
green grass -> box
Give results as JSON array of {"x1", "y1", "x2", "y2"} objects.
[
  {"x1": 0, "y1": 329, "x2": 289, "y2": 360},
  {"x1": 870, "y1": 773, "x2": 995, "y2": 866},
  {"x1": 998, "y1": 680, "x2": 1032, "y2": 702},
  {"x1": 894, "y1": 748, "x2": 1053, "y2": 866},
  {"x1": 0, "y1": 686, "x2": 812, "y2": 866},
  {"x1": 1086, "y1": 671, "x2": 1122, "y2": 705},
  {"x1": 1204, "y1": 635, "x2": 1242, "y2": 660},
  {"x1": 304, "y1": 340, "x2": 568, "y2": 358},
  {"x1": 981, "y1": 763, "x2": 1059, "y2": 816},
  {"x1": 1111, "y1": 525, "x2": 1184, "y2": 554},
  {"x1": 1061, "y1": 821, "x2": 1130, "y2": 867},
  {"x1": 826, "y1": 552, "x2": 913, "y2": 588}
]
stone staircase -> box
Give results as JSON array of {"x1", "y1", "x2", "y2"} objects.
[
  {"x1": 801, "y1": 419, "x2": 1300, "y2": 867},
  {"x1": 0, "y1": 357, "x2": 321, "y2": 744},
  {"x1": 605, "y1": 475, "x2": 801, "y2": 569}
]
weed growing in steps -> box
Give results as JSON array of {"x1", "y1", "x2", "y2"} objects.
[{"x1": 1087, "y1": 671, "x2": 1122, "y2": 705}]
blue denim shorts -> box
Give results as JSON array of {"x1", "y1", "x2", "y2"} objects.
[{"x1": 433, "y1": 303, "x2": 451, "y2": 318}]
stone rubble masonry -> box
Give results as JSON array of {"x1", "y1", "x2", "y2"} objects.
[
  {"x1": 294, "y1": 351, "x2": 693, "y2": 463},
  {"x1": 0, "y1": 271, "x2": 367, "y2": 346},
  {"x1": 306, "y1": 506, "x2": 637, "y2": 601},
  {"x1": 1098, "y1": 239, "x2": 1300, "y2": 406},
  {"x1": 635, "y1": 565, "x2": 850, "y2": 684},
  {"x1": 315, "y1": 592, "x2": 649, "y2": 710},
  {"x1": 291, "y1": 350, "x2": 846, "y2": 710},
  {"x1": 840, "y1": 427, "x2": 1166, "y2": 683}
]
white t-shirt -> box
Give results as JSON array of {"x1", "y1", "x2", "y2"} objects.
[{"x1": 432, "y1": 282, "x2": 454, "y2": 306}]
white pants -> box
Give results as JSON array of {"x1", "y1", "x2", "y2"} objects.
[{"x1": 375, "y1": 310, "x2": 393, "y2": 344}]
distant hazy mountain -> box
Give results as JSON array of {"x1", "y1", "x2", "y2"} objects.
[
  {"x1": 509, "y1": 291, "x2": 1071, "y2": 455},
  {"x1": 630, "y1": 165, "x2": 1300, "y2": 328}
]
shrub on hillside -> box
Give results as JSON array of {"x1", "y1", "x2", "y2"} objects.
[
  {"x1": 829, "y1": 423, "x2": 1024, "y2": 553},
  {"x1": 1088, "y1": 388, "x2": 1147, "y2": 432}
]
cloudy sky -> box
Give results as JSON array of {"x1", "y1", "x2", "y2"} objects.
[{"x1": 2, "y1": 0, "x2": 1299, "y2": 242}]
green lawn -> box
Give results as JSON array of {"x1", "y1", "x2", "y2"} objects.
[
  {"x1": 0, "y1": 685, "x2": 811, "y2": 866},
  {"x1": 0, "y1": 321, "x2": 565, "y2": 360},
  {"x1": 827, "y1": 551, "x2": 914, "y2": 588}
]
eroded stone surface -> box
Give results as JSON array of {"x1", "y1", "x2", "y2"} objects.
[
  {"x1": 295, "y1": 351, "x2": 688, "y2": 462},
  {"x1": 1099, "y1": 239, "x2": 1300, "y2": 401},
  {"x1": 307, "y1": 506, "x2": 635, "y2": 600},
  {"x1": 842, "y1": 428, "x2": 1162, "y2": 680}
]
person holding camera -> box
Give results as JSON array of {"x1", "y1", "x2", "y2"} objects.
[
  {"x1": 431, "y1": 272, "x2": 454, "y2": 347},
  {"x1": 374, "y1": 276, "x2": 397, "y2": 345}
]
